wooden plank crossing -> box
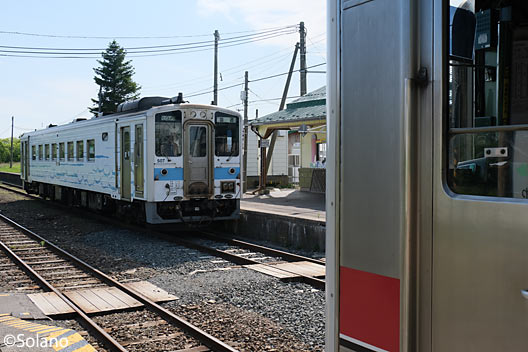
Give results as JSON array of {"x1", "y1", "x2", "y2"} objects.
[
  {"x1": 245, "y1": 260, "x2": 325, "y2": 279},
  {"x1": 27, "y1": 292, "x2": 75, "y2": 315},
  {"x1": 124, "y1": 280, "x2": 179, "y2": 302},
  {"x1": 27, "y1": 281, "x2": 177, "y2": 316}
]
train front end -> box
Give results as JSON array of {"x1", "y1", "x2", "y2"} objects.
[{"x1": 145, "y1": 104, "x2": 241, "y2": 224}]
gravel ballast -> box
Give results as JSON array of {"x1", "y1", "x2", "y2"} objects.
[{"x1": 0, "y1": 188, "x2": 325, "y2": 351}]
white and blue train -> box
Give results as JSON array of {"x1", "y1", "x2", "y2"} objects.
[{"x1": 19, "y1": 95, "x2": 241, "y2": 224}]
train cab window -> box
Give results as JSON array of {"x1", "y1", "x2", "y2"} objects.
[
  {"x1": 38, "y1": 145, "x2": 43, "y2": 160},
  {"x1": 215, "y1": 112, "x2": 239, "y2": 157},
  {"x1": 31, "y1": 145, "x2": 36, "y2": 160},
  {"x1": 51, "y1": 143, "x2": 57, "y2": 161},
  {"x1": 67, "y1": 141, "x2": 74, "y2": 161},
  {"x1": 87, "y1": 139, "x2": 95, "y2": 161},
  {"x1": 76, "y1": 141, "x2": 84, "y2": 161},
  {"x1": 59, "y1": 142, "x2": 65, "y2": 161},
  {"x1": 44, "y1": 144, "x2": 50, "y2": 160},
  {"x1": 447, "y1": 0, "x2": 528, "y2": 199},
  {"x1": 155, "y1": 111, "x2": 182, "y2": 157}
]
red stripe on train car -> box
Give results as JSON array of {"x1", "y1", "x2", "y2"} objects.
[{"x1": 340, "y1": 266, "x2": 400, "y2": 352}]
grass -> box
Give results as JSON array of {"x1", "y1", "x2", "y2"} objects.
[{"x1": 0, "y1": 162, "x2": 21, "y2": 174}]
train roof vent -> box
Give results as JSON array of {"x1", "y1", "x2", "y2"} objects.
[
  {"x1": 117, "y1": 96, "x2": 170, "y2": 113},
  {"x1": 72, "y1": 117, "x2": 87, "y2": 122}
]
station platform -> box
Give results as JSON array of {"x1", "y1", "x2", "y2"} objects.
[
  {"x1": 235, "y1": 189, "x2": 326, "y2": 252},
  {"x1": 0, "y1": 313, "x2": 95, "y2": 352},
  {"x1": 240, "y1": 188, "x2": 326, "y2": 222}
]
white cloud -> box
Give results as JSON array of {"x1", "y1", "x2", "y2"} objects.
[{"x1": 197, "y1": 0, "x2": 326, "y2": 48}]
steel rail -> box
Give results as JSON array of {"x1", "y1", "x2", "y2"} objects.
[
  {"x1": 193, "y1": 230, "x2": 325, "y2": 265},
  {"x1": 0, "y1": 182, "x2": 325, "y2": 290},
  {"x1": 151, "y1": 229, "x2": 325, "y2": 290},
  {"x1": 0, "y1": 216, "x2": 127, "y2": 352},
  {"x1": 0, "y1": 213, "x2": 239, "y2": 352}
]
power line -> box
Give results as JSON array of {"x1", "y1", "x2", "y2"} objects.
[
  {"x1": 0, "y1": 29, "x2": 297, "y2": 56},
  {"x1": 0, "y1": 31, "x2": 297, "y2": 59},
  {"x1": 225, "y1": 95, "x2": 302, "y2": 108},
  {"x1": 186, "y1": 82, "x2": 244, "y2": 98},
  {"x1": 0, "y1": 27, "x2": 296, "y2": 52},
  {"x1": 249, "y1": 63, "x2": 326, "y2": 83},
  {"x1": 0, "y1": 25, "x2": 298, "y2": 40},
  {"x1": 182, "y1": 63, "x2": 326, "y2": 101}
]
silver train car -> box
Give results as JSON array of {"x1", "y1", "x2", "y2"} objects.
[
  {"x1": 327, "y1": 0, "x2": 528, "y2": 351},
  {"x1": 19, "y1": 96, "x2": 241, "y2": 224}
]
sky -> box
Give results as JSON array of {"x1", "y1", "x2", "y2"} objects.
[{"x1": 0, "y1": 0, "x2": 326, "y2": 139}]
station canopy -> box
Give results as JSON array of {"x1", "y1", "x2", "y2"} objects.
[{"x1": 250, "y1": 86, "x2": 326, "y2": 139}]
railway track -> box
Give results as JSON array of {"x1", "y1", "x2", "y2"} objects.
[
  {"x1": 0, "y1": 174, "x2": 326, "y2": 290},
  {"x1": 0, "y1": 212, "x2": 239, "y2": 352}
]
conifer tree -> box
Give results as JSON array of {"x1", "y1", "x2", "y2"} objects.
[{"x1": 90, "y1": 40, "x2": 140, "y2": 115}]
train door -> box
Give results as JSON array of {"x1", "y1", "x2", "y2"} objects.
[
  {"x1": 184, "y1": 122, "x2": 212, "y2": 197},
  {"x1": 21, "y1": 140, "x2": 27, "y2": 180},
  {"x1": 120, "y1": 126, "x2": 131, "y2": 201},
  {"x1": 431, "y1": 0, "x2": 528, "y2": 350},
  {"x1": 24, "y1": 139, "x2": 29, "y2": 180},
  {"x1": 134, "y1": 124, "x2": 144, "y2": 198}
]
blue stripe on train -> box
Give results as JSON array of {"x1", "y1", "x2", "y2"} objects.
[
  {"x1": 215, "y1": 167, "x2": 240, "y2": 180},
  {"x1": 154, "y1": 168, "x2": 183, "y2": 180},
  {"x1": 153, "y1": 167, "x2": 240, "y2": 181}
]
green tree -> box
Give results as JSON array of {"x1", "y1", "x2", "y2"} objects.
[
  {"x1": 90, "y1": 40, "x2": 140, "y2": 115},
  {"x1": 0, "y1": 138, "x2": 20, "y2": 163}
]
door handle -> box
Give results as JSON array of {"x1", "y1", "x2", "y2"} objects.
[{"x1": 521, "y1": 290, "x2": 528, "y2": 299}]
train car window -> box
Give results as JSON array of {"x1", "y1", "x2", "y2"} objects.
[
  {"x1": 87, "y1": 140, "x2": 95, "y2": 161},
  {"x1": 76, "y1": 141, "x2": 84, "y2": 161},
  {"x1": 51, "y1": 143, "x2": 57, "y2": 160},
  {"x1": 44, "y1": 144, "x2": 50, "y2": 161},
  {"x1": 67, "y1": 141, "x2": 74, "y2": 161},
  {"x1": 155, "y1": 111, "x2": 182, "y2": 157},
  {"x1": 59, "y1": 142, "x2": 65, "y2": 161},
  {"x1": 38, "y1": 145, "x2": 43, "y2": 160},
  {"x1": 31, "y1": 145, "x2": 36, "y2": 160},
  {"x1": 215, "y1": 112, "x2": 239, "y2": 157},
  {"x1": 447, "y1": 0, "x2": 528, "y2": 199},
  {"x1": 189, "y1": 126, "x2": 207, "y2": 157}
]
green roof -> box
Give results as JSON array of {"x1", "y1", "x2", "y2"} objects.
[{"x1": 250, "y1": 86, "x2": 326, "y2": 126}]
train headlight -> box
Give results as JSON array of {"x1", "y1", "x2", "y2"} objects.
[{"x1": 221, "y1": 181, "x2": 235, "y2": 194}]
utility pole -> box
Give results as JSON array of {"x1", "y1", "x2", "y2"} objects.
[
  {"x1": 299, "y1": 21, "x2": 307, "y2": 96},
  {"x1": 10, "y1": 116, "x2": 14, "y2": 168},
  {"x1": 213, "y1": 30, "x2": 220, "y2": 105},
  {"x1": 264, "y1": 43, "x2": 299, "y2": 177},
  {"x1": 242, "y1": 71, "x2": 249, "y2": 192}
]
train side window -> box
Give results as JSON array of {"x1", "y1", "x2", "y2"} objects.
[
  {"x1": 59, "y1": 142, "x2": 65, "y2": 161},
  {"x1": 215, "y1": 112, "x2": 239, "y2": 157},
  {"x1": 155, "y1": 111, "x2": 182, "y2": 157},
  {"x1": 45, "y1": 144, "x2": 50, "y2": 161},
  {"x1": 446, "y1": 0, "x2": 528, "y2": 199},
  {"x1": 76, "y1": 141, "x2": 84, "y2": 161},
  {"x1": 87, "y1": 139, "x2": 95, "y2": 161},
  {"x1": 38, "y1": 145, "x2": 43, "y2": 160},
  {"x1": 31, "y1": 145, "x2": 36, "y2": 160},
  {"x1": 67, "y1": 141, "x2": 74, "y2": 161},
  {"x1": 51, "y1": 143, "x2": 57, "y2": 161}
]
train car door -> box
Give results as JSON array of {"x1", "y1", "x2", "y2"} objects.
[
  {"x1": 21, "y1": 140, "x2": 29, "y2": 181},
  {"x1": 184, "y1": 122, "x2": 213, "y2": 197},
  {"x1": 134, "y1": 124, "x2": 144, "y2": 198},
  {"x1": 431, "y1": 1, "x2": 528, "y2": 350},
  {"x1": 120, "y1": 126, "x2": 131, "y2": 201}
]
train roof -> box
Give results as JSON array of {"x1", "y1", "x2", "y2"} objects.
[{"x1": 20, "y1": 96, "x2": 240, "y2": 138}]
